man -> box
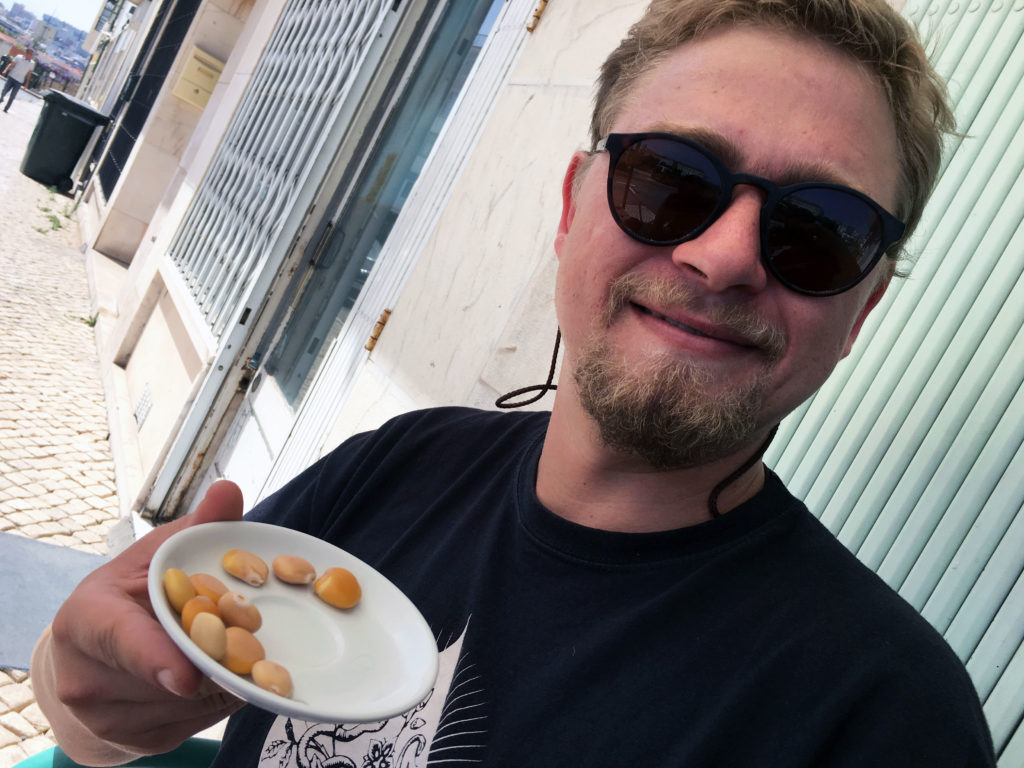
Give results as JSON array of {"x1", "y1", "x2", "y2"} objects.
[
  {"x1": 2, "y1": 49, "x2": 35, "y2": 112},
  {"x1": 32, "y1": 0, "x2": 997, "y2": 765}
]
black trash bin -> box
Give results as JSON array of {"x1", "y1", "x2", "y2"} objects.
[{"x1": 20, "y1": 90, "x2": 109, "y2": 194}]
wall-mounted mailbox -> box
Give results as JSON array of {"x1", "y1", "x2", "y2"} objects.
[{"x1": 171, "y1": 46, "x2": 225, "y2": 110}]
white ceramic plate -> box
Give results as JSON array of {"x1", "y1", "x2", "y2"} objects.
[{"x1": 148, "y1": 521, "x2": 438, "y2": 723}]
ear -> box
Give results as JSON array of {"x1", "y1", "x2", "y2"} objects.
[
  {"x1": 842, "y1": 275, "x2": 890, "y2": 357},
  {"x1": 554, "y1": 152, "x2": 589, "y2": 260}
]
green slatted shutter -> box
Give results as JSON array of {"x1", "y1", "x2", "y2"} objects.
[{"x1": 766, "y1": 2, "x2": 1024, "y2": 762}]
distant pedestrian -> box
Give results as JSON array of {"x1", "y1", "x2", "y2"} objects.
[{"x1": 2, "y1": 50, "x2": 35, "y2": 113}]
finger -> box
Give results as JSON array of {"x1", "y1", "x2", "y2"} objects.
[
  {"x1": 55, "y1": 642, "x2": 241, "y2": 712},
  {"x1": 127, "y1": 479, "x2": 246, "y2": 566},
  {"x1": 53, "y1": 588, "x2": 205, "y2": 699},
  {"x1": 75, "y1": 480, "x2": 246, "y2": 594},
  {"x1": 74, "y1": 693, "x2": 244, "y2": 753},
  {"x1": 191, "y1": 479, "x2": 245, "y2": 523}
]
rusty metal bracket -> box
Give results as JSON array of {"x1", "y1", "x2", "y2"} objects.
[
  {"x1": 365, "y1": 309, "x2": 393, "y2": 351},
  {"x1": 527, "y1": 0, "x2": 549, "y2": 32}
]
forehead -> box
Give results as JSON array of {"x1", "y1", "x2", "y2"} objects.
[{"x1": 612, "y1": 26, "x2": 901, "y2": 209}]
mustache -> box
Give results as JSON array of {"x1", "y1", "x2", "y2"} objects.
[{"x1": 603, "y1": 273, "x2": 787, "y2": 361}]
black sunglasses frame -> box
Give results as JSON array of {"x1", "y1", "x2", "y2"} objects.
[{"x1": 597, "y1": 132, "x2": 906, "y2": 297}]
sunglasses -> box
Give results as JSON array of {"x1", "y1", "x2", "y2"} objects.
[{"x1": 596, "y1": 132, "x2": 905, "y2": 296}]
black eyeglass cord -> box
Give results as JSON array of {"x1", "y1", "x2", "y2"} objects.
[
  {"x1": 708, "y1": 424, "x2": 779, "y2": 518},
  {"x1": 494, "y1": 329, "x2": 561, "y2": 409},
  {"x1": 494, "y1": 327, "x2": 778, "y2": 519}
]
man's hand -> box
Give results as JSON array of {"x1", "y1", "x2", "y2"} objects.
[{"x1": 42, "y1": 481, "x2": 248, "y2": 757}]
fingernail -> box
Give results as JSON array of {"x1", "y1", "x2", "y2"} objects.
[{"x1": 157, "y1": 668, "x2": 185, "y2": 697}]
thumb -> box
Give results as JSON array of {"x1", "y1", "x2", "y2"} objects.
[
  {"x1": 184, "y1": 479, "x2": 245, "y2": 526},
  {"x1": 130, "y1": 480, "x2": 245, "y2": 563},
  {"x1": 50, "y1": 481, "x2": 248, "y2": 702},
  {"x1": 86, "y1": 481, "x2": 246, "y2": 693}
]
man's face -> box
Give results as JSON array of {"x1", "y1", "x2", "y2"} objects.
[{"x1": 553, "y1": 26, "x2": 902, "y2": 468}]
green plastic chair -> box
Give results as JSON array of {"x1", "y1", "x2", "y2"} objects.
[{"x1": 16, "y1": 738, "x2": 221, "y2": 767}]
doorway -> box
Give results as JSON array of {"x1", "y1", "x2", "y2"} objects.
[{"x1": 201, "y1": 0, "x2": 504, "y2": 507}]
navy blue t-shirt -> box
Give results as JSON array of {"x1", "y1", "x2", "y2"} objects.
[{"x1": 209, "y1": 407, "x2": 994, "y2": 767}]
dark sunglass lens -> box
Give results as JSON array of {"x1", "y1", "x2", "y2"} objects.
[
  {"x1": 766, "y1": 188, "x2": 884, "y2": 293},
  {"x1": 610, "y1": 138, "x2": 722, "y2": 243}
]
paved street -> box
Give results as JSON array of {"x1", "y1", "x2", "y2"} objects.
[{"x1": 0, "y1": 91, "x2": 120, "y2": 766}]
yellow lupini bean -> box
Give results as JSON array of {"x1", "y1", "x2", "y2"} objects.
[
  {"x1": 181, "y1": 595, "x2": 219, "y2": 634},
  {"x1": 272, "y1": 554, "x2": 317, "y2": 585},
  {"x1": 161, "y1": 550, "x2": 373, "y2": 708},
  {"x1": 222, "y1": 627, "x2": 265, "y2": 675},
  {"x1": 222, "y1": 549, "x2": 269, "y2": 586},
  {"x1": 314, "y1": 567, "x2": 362, "y2": 609},
  {"x1": 251, "y1": 660, "x2": 293, "y2": 698},
  {"x1": 163, "y1": 568, "x2": 196, "y2": 613},
  {"x1": 189, "y1": 611, "x2": 227, "y2": 661},
  {"x1": 218, "y1": 591, "x2": 262, "y2": 632},
  {"x1": 190, "y1": 572, "x2": 229, "y2": 603}
]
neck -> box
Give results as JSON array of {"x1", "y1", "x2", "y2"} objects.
[{"x1": 536, "y1": 389, "x2": 772, "y2": 533}]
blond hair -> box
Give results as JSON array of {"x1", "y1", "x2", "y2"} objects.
[{"x1": 592, "y1": 0, "x2": 955, "y2": 266}]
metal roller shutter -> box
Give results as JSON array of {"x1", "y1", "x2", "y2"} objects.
[
  {"x1": 259, "y1": 0, "x2": 536, "y2": 496},
  {"x1": 167, "y1": 0, "x2": 394, "y2": 339}
]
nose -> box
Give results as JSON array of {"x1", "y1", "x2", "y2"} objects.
[{"x1": 669, "y1": 189, "x2": 769, "y2": 295}]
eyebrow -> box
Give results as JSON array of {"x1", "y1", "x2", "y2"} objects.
[{"x1": 644, "y1": 123, "x2": 858, "y2": 189}]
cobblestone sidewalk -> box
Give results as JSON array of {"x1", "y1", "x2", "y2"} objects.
[{"x1": 0, "y1": 94, "x2": 120, "y2": 767}]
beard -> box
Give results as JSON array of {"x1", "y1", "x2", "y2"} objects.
[{"x1": 573, "y1": 273, "x2": 786, "y2": 470}]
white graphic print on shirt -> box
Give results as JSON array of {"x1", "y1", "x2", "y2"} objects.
[{"x1": 258, "y1": 624, "x2": 483, "y2": 766}]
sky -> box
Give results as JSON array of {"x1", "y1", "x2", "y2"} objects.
[{"x1": 9, "y1": 0, "x2": 103, "y2": 32}]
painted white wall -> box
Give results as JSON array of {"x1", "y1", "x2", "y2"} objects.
[
  {"x1": 124, "y1": 283, "x2": 204, "y2": 472},
  {"x1": 322, "y1": 0, "x2": 647, "y2": 448}
]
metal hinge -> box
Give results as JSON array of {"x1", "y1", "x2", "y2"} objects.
[
  {"x1": 527, "y1": 0, "x2": 549, "y2": 32},
  {"x1": 365, "y1": 309, "x2": 393, "y2": 351}
]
